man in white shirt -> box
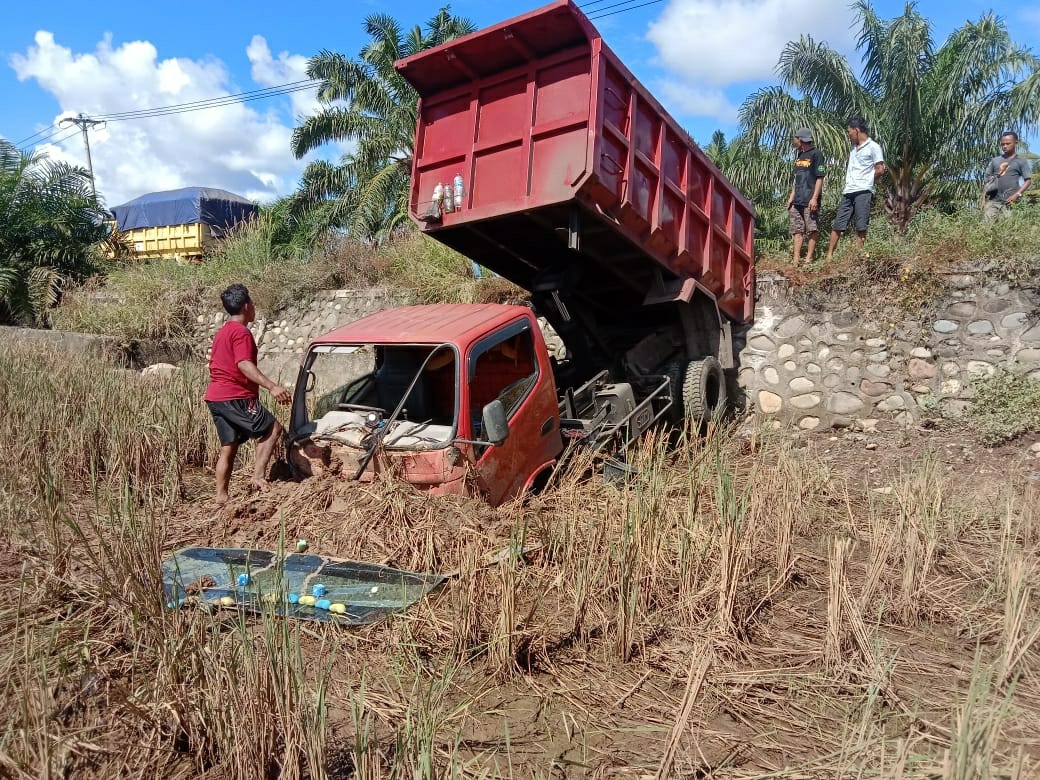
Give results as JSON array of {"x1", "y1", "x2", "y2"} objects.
[{"x1": 826, "y1": 117, "x2": 885, "y2": 259}]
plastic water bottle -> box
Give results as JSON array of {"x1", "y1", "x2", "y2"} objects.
[
  {"x1": 431, "y1": 182, "x2": 444, "y2": 210},
  {"x1": 453, "y1": 173, "x2": 464, "y2": 210},
  {"x1": 443, "y1": 183, "x2": 455, "y2": 212}
]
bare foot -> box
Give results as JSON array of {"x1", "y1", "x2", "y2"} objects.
[
  {"x1": 248, "y1": 480, "x2": 271, "y2": 494},
  {"x1": 215, "y1": 493, "x2": 229, "y2": 507}
]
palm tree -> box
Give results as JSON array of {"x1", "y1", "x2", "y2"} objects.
[
  {"x1": 739, "y1": 2, "x2": 1040, "y2": 232},
  {"x1": 290, "y1": 8, "x2": 476, "y2": 244},
  {"x1": 0, "y1": 140, "x2": 108, "y2": 324}
]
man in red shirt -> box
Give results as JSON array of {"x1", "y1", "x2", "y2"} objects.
[{"x1": 204, "y1": 284, "x2": 291, "y2": 505}]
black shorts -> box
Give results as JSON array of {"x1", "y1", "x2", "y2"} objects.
[
  {"x1": 833, "y1": 190, "x2": 873, "y2": 233},
  {"x1": 206, "y1": 398, "x2": 276, "y2": 446}
]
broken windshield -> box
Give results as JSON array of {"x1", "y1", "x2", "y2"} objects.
[{"x1": 295, "y1": 344, "x2": 459, "y2": 450}]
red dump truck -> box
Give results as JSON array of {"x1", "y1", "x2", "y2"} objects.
[{"x1": 287, "y1": 0, "x2": 754, "y2": 506}]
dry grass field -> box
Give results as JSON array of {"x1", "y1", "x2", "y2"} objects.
[{"x1": 1, "y1": 340, "x2": 1039, "y2": 778}]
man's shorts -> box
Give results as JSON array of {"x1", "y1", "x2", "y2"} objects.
[
  {"x1": 206, "y1": 398, "x2": 276, "y2": 446},
  {"x1": 789, "y1": 205, "x2": 818, "y2": 235},
  {"x1": 833, "y1": 190, "x2": 873, "y2": 233},
  {"x1": 983, "y1": 197, "x2": 1007, "y2": 221}
]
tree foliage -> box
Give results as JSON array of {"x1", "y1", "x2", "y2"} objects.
[
  {"x1": 703, "y1": 131, "x2": 793, "y2": 251},
  {"x1": 739, "y1": 1, "x2": 1040, "y2": 232},
  {"x1": 289, "y1": 8, "x2": 476, "y2": 244},
  {"x1": 0, "y1": 140, "x2": 108, "y2": 324}
]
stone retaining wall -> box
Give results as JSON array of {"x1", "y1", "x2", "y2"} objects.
[
  {"x1": 738, "y1": 271, "x2": 1040, "y2": 430},
  {"x1": 196, "y1": 288, "x2": 408, "y2": 384},
  {"x1": 7, "y1": 267, "x2": 1038, "y2": 431},
  {"x1": 211, "y1": 271, "x2": 1036, "y2": 431}
]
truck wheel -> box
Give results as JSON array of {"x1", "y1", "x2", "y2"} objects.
[{"x1": 679, "y1": 357, "x2": 727, "y2": 427}]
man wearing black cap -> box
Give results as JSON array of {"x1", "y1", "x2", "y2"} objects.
[{"x1": 786, "y1": 127, "x2": 826, "y2": 265}]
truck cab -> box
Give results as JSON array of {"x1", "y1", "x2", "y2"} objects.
[{"x1": 288, "y1": 304, "x2": 562, "y2": 507}]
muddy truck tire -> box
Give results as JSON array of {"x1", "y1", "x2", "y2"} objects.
[{"x1": 668, "y1": 357, "x2": 728, "y2": 427}]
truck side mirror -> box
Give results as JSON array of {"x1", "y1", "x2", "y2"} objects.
[{"x1": 482, "y1": 400, "x2": 509, "y2": 445}]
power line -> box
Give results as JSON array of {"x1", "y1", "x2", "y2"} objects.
[
  {"x1": 40, "y1": 127, "x2": 83, "y2": 148},
  {"x1": 95, "y1": 79, "x2": 319, "y2": 121},
  {"x1": 11, "y1": 0, "x2": 660, "y2": 144},
  {"x1": 99, "y1": 83, "x2": 319, "y2": 122},
  {"x1": 587, "y1": 0, "x2": 666, "y2": 20},
  {"x1": 10, "y1": 78, "x2": 319, "y2": 147},
  {"x1": 13, "y1": 124, "x2": 61, "y2": 147},
  {"x1": 9, "y1": 125, "x2": 79, "y2": 149}
]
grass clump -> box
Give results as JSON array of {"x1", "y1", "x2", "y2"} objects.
[
  {"x1": 760, "y1": 204, "x2": 1040, "y2": 316},
  {"x1": 967, "y1": 368, "x2": 1040, "y2": 445},
  {"x1": 52, "y1": 216, "x2": 524, "y2": 342},
  {"x1": 6, "y1": 323, "x2": 1040, "y2": 776}
]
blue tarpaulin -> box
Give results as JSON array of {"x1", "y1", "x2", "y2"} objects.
[{"x1": 111, "y1": 187, "x2": 258, "y2": 231}]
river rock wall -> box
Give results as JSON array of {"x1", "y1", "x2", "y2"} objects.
[
  {"x1": 738, "y1": 271, "x2": 1040, "y2": 430},
  {"x1": 8, "y1": 268, "x2": 1037, "y2": 432}
]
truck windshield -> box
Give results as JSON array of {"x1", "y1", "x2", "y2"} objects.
[{"x1": 300, "y1": 344, "x2": 458, "y2": 448}]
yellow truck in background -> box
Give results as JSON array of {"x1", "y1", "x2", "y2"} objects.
[{"x1": 109, "y1": 187, "x2": 258, "y2": 263}]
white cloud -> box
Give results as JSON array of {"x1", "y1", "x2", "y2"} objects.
[
  {"x1": 10, "y1": 31, "x2": 315, "y2": 207},
  {"x1": 654, "y1": 81, "x2": 739, "y2": 123},
  {"x1": 646, "y1": 0, "x2": 857, "y2": 88},
  {"x1": 246, "y1": 35, "x2": 322, "y2": 120}
]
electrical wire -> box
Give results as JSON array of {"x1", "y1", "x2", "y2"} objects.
[
  {"x1": 587, "y1": 0, "x2": 666, "y2": 20},
  {"x1": 12, "y1": 0, "x2": 662, "y2": 142},
  {"x1": 12, "y1": 124, "x2": 62, "y2": 147},
  {"x1": 9, "y1": 78, "x2": 319, "y2": 145},
  {"x1": 95, "y1": 79, "x2": 319, "y2": 121},
  {"x1": 37, "y1": 127, "x2": 82, "y2": 148},
  {"x1": 99, "y1": 84, "x2": 319, "y2": 122}
]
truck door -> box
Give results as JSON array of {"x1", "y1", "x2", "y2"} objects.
[{"x1": 465, "y1": 319, "x2": 561, "y2": 505}]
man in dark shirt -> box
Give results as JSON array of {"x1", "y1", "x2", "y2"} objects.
[
  {"x1": 204, "y1": 284, "x2": 291, "y2": 505},
  {"x1": 982, "y1": 131, "x2": 1032, "y2": 220},
  {"x1": 786, "y1": 128, "x2": 826, "y2": 265}
]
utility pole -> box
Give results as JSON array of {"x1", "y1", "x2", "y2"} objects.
[{"x1": 59, "y1": 113, "x2": 105, "y2": 199}]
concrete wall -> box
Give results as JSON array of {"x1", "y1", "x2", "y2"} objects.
[
  {"x1": 196, "y1": 288, "x2": 407, "y2": 385},
  {"x1": 0, "y1": 326, "x2": 194, "y2": 368}
]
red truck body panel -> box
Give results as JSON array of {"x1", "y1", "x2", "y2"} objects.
[
  {"x1": 297, "y1": 303, "x2": 563, "y2": 507},
  {"x1": 396, "y1": 0, "x2": 755, "y2": 323},
  {"x1": 312, "y1": 303, "x2": 530, "y2": 348}
]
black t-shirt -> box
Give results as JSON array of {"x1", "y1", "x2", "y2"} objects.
[
  {"x1": 985, "y1": 154, "x2": 1032, "y2": 202},
  {"x1": 792, "y1": 147, "x2": 826, "y2": 206}
]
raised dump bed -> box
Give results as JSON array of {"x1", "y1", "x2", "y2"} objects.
[{"x1": 396, "y1": 0, "x2": 755, "y2": 325}]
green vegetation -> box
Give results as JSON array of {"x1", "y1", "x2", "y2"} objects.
[
  {"x1": 752, "y1": 198, "x2": 1040, "y2": 278},
  {"x1": 51, "y1": 220, "x2": 514, "y2": 342},
  {"x1": 968, "y1": 368, "x2": 1040, "y2": 445},
  {"x1": 717, "y1": 1, "x2": 1040, "y2": 247},
  {"x1": 288, "y1": 8, "x2": 475, "y2": 244},
  {"x1": 2, "y1": 343, "x2": 1038, "y2": 775},
  {"x1": 0, "y1": 139, "x2": 110, "y2": 325}
]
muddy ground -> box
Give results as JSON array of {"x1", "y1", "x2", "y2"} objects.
[{"x1": 158, "y1": 421, "x2": 1040, "y2": 777}]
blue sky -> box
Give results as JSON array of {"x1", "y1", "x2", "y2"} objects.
[{"x1": 2, "y1": 0, "x2": 1037, "y2": 206}]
